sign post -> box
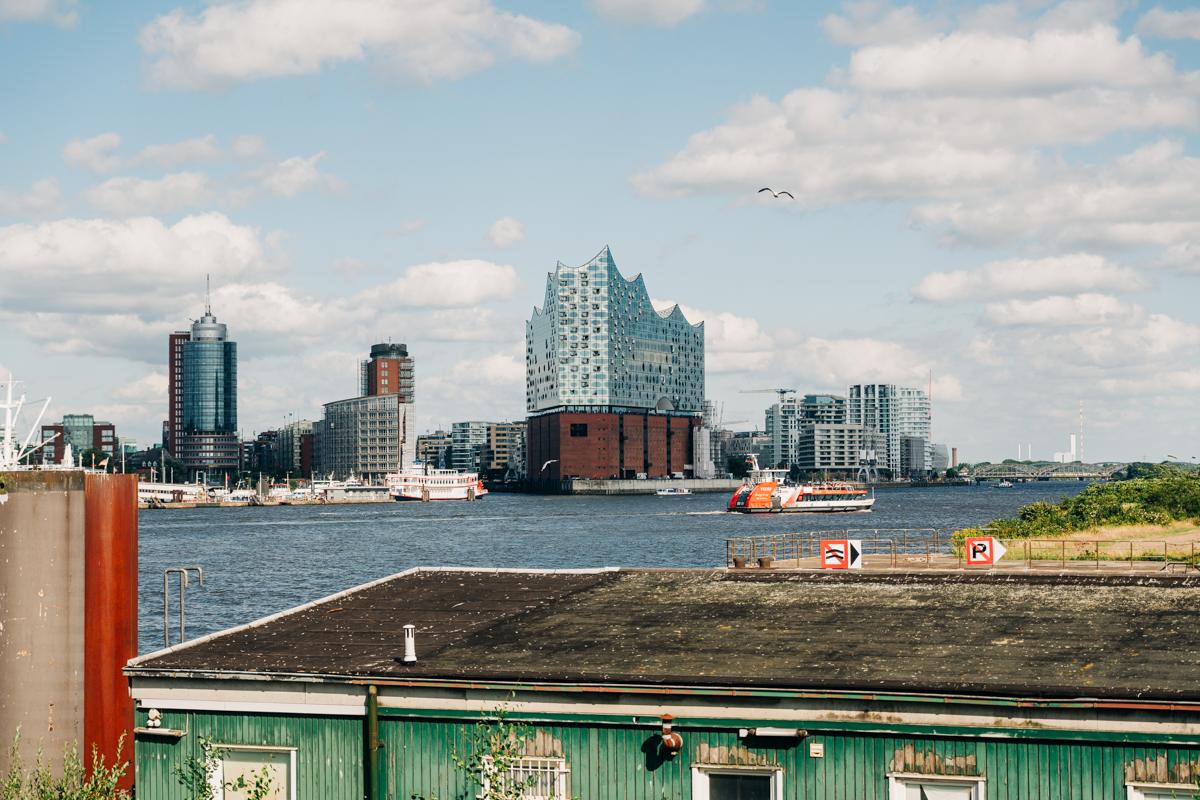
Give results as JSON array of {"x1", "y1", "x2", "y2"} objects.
[
  {"x1": 821, "y1": 539, "x2": 863, "y2": 570},
  {"x1": 965, "y1": 536, "x2": 1007, "y2": 566}
]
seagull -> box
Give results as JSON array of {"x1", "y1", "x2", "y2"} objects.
[
  {"x1": 541, "y1": 459, "x2": 559, "y2": 473},
  {"x1": 758, "y1": 188, "x2": 794, "y2": 199}
]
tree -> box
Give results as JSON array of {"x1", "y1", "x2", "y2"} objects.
[
  {"x1": 78, "y1": 447, "x2": 115, "y2": 471},
  {"x1": 945, "y1": 467, "x2": 959, "y2": 480},
  {"x1": 727, "y1": 456, "x2": 749, "y2": 478}
]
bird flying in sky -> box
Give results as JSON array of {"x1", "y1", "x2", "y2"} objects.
[{"x1": 758, "y1": 188, "x2": 794, "y2": 199}]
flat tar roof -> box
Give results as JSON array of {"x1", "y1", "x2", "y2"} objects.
[{"x1": 127, "y1": 567, "x2": 1200, "y2": 701}]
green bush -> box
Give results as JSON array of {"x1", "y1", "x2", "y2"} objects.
[
  {"x1": 987, "y1": 469, "x2": 1200, "y2": 538},
  {"x1": 2, "y1": 727, "x2": 129, "y2": 800}
]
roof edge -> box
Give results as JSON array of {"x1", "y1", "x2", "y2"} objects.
[{"x1": 127, "y1": 566, "x2": 622, "y2": 668}]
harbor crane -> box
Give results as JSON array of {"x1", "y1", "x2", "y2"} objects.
[{"x1": 739, "y1": 389, "x2": 796, "y2": 406}]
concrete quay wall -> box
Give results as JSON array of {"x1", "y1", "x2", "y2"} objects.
[{"x1": 562, "y1": 478, "x2": 744, "y2": 495}]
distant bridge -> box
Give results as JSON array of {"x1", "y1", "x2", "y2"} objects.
[{"x1": 963, "y1": 462, "x2": 1128, "y2": 481}]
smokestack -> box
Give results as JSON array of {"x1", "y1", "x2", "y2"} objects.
[
  {"x1": 952, "y1": 448, "x2": 957, "y2": 467},
  {"x1": 403, "y1": 624, "x2": 417, "y2": 663}
]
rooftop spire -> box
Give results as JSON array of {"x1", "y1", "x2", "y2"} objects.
[{"x1": 205, "y1": 273, "x2": 211, "y2": 316}]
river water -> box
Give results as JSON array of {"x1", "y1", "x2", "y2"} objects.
[{"x1": 137, "y1": 481, "x2": 1089, "y2": 655}]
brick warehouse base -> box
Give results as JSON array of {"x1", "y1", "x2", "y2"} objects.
[{"x1": 527, "y1": 411, "x2": 700, "y2": 480}]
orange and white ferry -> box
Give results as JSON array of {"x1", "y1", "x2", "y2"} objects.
[
  {"x1": 727, "y1": 455, "x2": 874, "y2": 513},
  {"x1": 386, "y1": 460, "x2": 488, "y2": 502}
]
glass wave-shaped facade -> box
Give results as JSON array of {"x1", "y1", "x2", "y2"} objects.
[{"x1": 526, "y1": 246, "x2": 704, "y2": 414}]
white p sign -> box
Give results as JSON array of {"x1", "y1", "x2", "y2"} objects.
[{"x1": 965, "y1": 536, "x2": 1007, "y2": 566}]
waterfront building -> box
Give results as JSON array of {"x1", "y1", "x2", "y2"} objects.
[
  {"x1": 764, "y1": 394, "x2": 850, "y2": 469},
  {"x1": 724, "y1": 431, "x2": 772, "y2": 468},
  {"x1": 794, "y1": 424, "x2": 882, "y2": 475},
  {"x1": 450, "y1": 421, "x2": 492, "y2": 472},
  {"x1": 416, "y1": 431, "x2": 451, "y2": 469},
  {"x1": 846, "y1": 384, "x2": 930, "y2": 474},
  {"x1": 278, "y1": 420, "x2": 314, "y2": 478},
  {"x1": 314, "y1": 342, "x2": 416, "y2": 482},
  {"x1": 39, "y1": 414, "x2": 117, "y2": 465},
  {"x1": 485, "y1": 423, "x2": 525, "y2": 477},
  {"x1": 525, "y1": 246, "x2": 704, "y2": 480},
  {"x1": 127, "y1": 567, "x2": 1200, "y2": 800},
  {"x1": 931, "y1": 443, "x2": 950, "y2": 472},
  {"x1": 165, "y1": 295, "x2": 239, "y2": 479}
]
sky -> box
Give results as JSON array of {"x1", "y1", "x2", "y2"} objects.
[{"x1": 2, "y1": 0, "x2": 1200, "y2": 464}]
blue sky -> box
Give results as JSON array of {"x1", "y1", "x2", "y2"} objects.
[{"x1": 3, "y1": 0, "x2": 1200, "y2": 463}]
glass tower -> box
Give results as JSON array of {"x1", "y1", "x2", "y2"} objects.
[
  {"x1": 525, "y1": 246, "x2": 704, "y2": 414},
  {"x1": 178, "y1": 305, "x2": 238, "y2": 477}
]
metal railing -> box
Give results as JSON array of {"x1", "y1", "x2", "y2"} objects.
[{"x1": 725, "y1": 531, "x2": 1199, "y2": 571}]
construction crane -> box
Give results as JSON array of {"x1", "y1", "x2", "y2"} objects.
[{"x1": 740, "y1": 389, "x2": 796, "y2": 406}]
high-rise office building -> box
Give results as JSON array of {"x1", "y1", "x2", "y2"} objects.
[
  {"x1": 165, "y1": 292, "x2": 239, "y2": 479},
  {"x1": 314, "y1": 342, "x2": 416, "y2": 481},
  {"x1": 846, "y1": 384, "x2": 930, "y2": 474},
  {"x1": 525, "y1": 246, "x2": 705, "y2": 481}
]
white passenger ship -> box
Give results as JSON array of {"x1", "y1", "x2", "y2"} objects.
[{"x1": 386, "y1": 460, "x2": 488, "y2": 501}]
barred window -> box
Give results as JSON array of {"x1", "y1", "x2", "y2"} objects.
[{"x1": 480, "y1": 756, "x2": 569, "y2": 800}]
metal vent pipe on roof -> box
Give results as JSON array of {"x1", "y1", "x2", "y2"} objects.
[{"x1": 403, "y1": 624, "x2": 417, "y2": 663}]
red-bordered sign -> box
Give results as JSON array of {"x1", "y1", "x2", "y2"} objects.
[
  {"x1": 820, "y1": 539, "x2": 862, "y2": 569},
  {"x1": 965, "y1": 536, "x2": 1007, "y2": 566}
]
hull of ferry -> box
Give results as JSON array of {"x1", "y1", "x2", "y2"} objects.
[
  {"x1": 727, "y1": 481, "x2": 874, "y2": 513},
  {"x1": 386, "y1": 467, "x2": 487, "y2": 501}
]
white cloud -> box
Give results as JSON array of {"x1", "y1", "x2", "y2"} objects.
[
  {"x1": 230, "y1": 135, "x2": 266, "y2": 160},
  {"x1": 911, "y1": 140, "x2": 1200, "y2": 249},
  {"x1": 910, "y1": 254, "x2": 1152, "y2": 304},
  {"x1": 421, "y1": 308, "x2": 519, "y2": 341},
  {"x1": 0, "y1": 131, "x2": 8, "y2": 145},
  {"x1": 0, "y1": 213, "x2": 279, "y2": 322},
  {"x1": 840, "y1": 24, "x2": 1175, "y2": 95},
  {"x1": 83, "y1": 172, "x2": 216, "y2": 217},
  {"x1": 128, "y1": 134, "x2": 223, "y2": 169},
  {"x1": 591, "y1": 0, "x2": 705, "y2": 27},
  {"x1": 109, "y1": 372, "x2": 168, "y2": 403},
  {"x1": 821, "y1": 2, "x2": 947, "y2": 46},
  {"x1": 0, "y1": 0, "x2": 78, "y2": 26},
  {"x1": 487, "y1": 216, "x2": 525, "y2": 247},
  {"x1": 654, "y1": 299, "x2": 774, "y2": 373},
  {"x1": 1137, "y1": 7, "x2": 1200, "y2": 40},
  {"x1": 241, "y1": 153, "x2": 346, "y2": 199},
  {"x1": 631, "y1": 6, "x2": 1200, "y2": 266},
  {"x1": 364, "y1": 260, "x2": 526, "y2": 309},
  {"x1": 984, "y1": 293, "x2": 1145, "y2": 327},
  {"x1": 380, "y1": 219, "x2": 429, "y2": 238},
  {"x1": 139, "y1": 0, "x2": 581, "y2": 91},
  {"x1": 61, "y1": 132, "x2": 122, "y2": 175},
  {"x1": 0, "y1": 178, "x2": 63, "y2": 217},
  {"x1": 330, "y1": 257, "x2": 379, "y2": 280}
]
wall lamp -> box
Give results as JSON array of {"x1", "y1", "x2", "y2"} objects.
[{"x1": 739, "y1": 727, "x2": 807, "y2": 738}]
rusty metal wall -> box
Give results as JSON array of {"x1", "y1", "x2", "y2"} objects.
[
  {"x1": 0, "y1": 470, "x2": 86, "y2": 774},
  {"x1": 84, "y1": 473, "x2": 137, "y2": 788}
]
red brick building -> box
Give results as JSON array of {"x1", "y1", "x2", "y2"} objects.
[
  {"x1": 527, "y1": 410, "x2": 700, "y2": 480},
  {"x1": 39, "y1": 416, "x2": 117, "y2": 465},
  {"x1": 362, "y1": 342, "x2": 413, "y2": 399},
  {"x1": 166, "y1": 331, "x2": 189, "y2": 456}
]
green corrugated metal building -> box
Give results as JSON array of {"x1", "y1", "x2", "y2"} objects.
[{"x1": 126, "y1": 567, "x2": 1200, "y2": 799}]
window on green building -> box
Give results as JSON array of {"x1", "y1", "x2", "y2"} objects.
[
  {"x1": 691, "y1": 767, "x2": 781, "y2": 800},
  {"x1": 887, "y1": 775, "x2": 983, "y2": 800},
  {"x1": 209, "y1": 746, "x2": 295, "y2": 800}
]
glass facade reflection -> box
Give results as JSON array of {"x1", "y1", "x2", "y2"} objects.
[
  {"x1": 180, "y1": 311, "x2": 238, "y2": 475},
  {"x1": 525, "y1": 246, "x2": 705, "y2": 414}
]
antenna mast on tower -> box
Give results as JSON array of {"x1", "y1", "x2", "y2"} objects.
[
  {"x1": 205, "y1": 273, "x2": 211, "y2": 315},
  {"x1": 1080, "y1": 399, "x2": 1084, "y2": 465}
]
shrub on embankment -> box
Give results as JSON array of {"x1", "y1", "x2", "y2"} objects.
[{"x1": 986, "y1": 467, "x2": 1200, "y2": 539}]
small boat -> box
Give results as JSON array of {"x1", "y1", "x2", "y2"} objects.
[
  {"x1": 656, "y1": 487, "x2": 692, "y2": 496},
  {"x1": 993, "y1": 481, "x2": 1014, "y2": 488}
]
